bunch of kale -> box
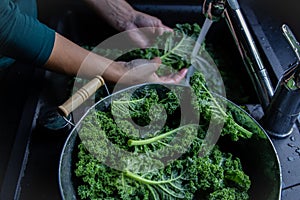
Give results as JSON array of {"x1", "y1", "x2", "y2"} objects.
[
  {"x1": 74, "y1": 23, "x2": 255, "y2": 199},
  {"x1": 75, "y1": 85, "x2": 251, "y2": 199}
]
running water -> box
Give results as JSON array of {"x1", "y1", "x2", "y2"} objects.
[
  {"x1": 186, "y1": 18, "x2": 214, "y2": 84},
  {"x1": 192, "y1": 18, "x2": 214, "y2": 58}
]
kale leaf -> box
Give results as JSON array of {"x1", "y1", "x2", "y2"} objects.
[{"x1": 74, "y1": 23, "x2": 255, "y2": 199}]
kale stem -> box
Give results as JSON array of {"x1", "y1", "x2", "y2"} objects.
[
  {"x1": 169, "y1": 181, "x2": 185, "y2": 191},
  {"x1": 147, "y1": 185, "x2": 159, "y2": 200},
  {"x1": 198, "y1": 80, "x2": 253, "y2": 138},
  {"x1": 128, "y1": 124, "x2": 196, "y2": 146},
  {"x1": 124, "y1": 170, "x2": 179, "y2": 185},
  {"x1": 235, "y1": 123, "x2": 253, "y2": 138},
  {"x1": 160, "y1": 35, "x2": 186, "y2": 61},
  {"x1": 157, "y1": 140, "x2": 172, "y2": 147},
  {"x1": 198, "y1": 81, "x2": 227, "y2": 117},
  {"x1": 112, "y1": 98, "x2": 145, "y2": 105},
  {"x1": 157, "y1": 185, "x2": 184, "y2": 198},
  {"x1": 122, "y1": 172, "x2": 125, "y2": 187}
]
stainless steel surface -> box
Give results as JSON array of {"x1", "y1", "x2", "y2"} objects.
[
  {"x1": 59, "y1": 83, "x2": 282, "y2": 200},
  {"x1": 227, "y1": 0, "x2": 239, "y2": 10},
  {"x1": 224, "y1": 0, "x2": 274, "y2": 109},
  {"x1": 281, "y1": 24, "x2": 300, "y2": 126},
  {"x1": 282, "y1": 24, "x2": 300, "y2": 61},
  {"x1": 261, "y1": 77, "x2": 299, "y2": 138}
]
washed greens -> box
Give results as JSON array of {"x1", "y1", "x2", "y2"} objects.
[
  {"x1": 75, "y1": 85, "x2": 251, "y2": 199},
  {"x1": 74, "y1": 23, "x2": 256, "y2": 199}
]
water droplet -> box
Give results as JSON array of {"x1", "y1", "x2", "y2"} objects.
[
  {"x1": 288, "y1": 143, "x2": 295, "y2": 148},
  {"x1": 288, "y1": 156, "x2": 295, "y2": 161}
]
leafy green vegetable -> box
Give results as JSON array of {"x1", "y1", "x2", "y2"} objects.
[
  {"x1": 75, "y1": 117, "x2": 251, "y2": 199},
  {"x1": 208, "y1": 187, "x2": 249, "y2": 200},
  {"x1": 97, "y1": 23, "x2": 205, "y2": 76},
  {"x1": 74, "y1": 23, "x2": 255, "y2": 200},
  {"x1": 75, "y1": 86, "x2": 251, "y2": 199},
  {"x1": 190, "y1": 71, "x2": 253, "y2": 141}
]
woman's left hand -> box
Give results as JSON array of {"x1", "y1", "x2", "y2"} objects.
[
  {"x1": 123, "y1": 11, "x2": 173, "y2": 48},
  {"x1": 84, "y1": 0, "x2": 172, "y2": 48}
]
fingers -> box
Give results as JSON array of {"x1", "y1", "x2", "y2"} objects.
[
  {"x1": 126, "y1": 12, "x2": 172, "y2": 47},
  {"x1": 136, "y1": 14, "x2": 171, "y2": 35},
  {"x1": 115, "y1": 57, "x2": 188, "y2": 85},
  {"x1": 149, "y1": 58, "x2": 187, "y2": 84},
  {"x1": 127, "y1": 27, "x2": 172, "y2": 48},
  {"x1": 124, "y1": 57, "x2": 187, "y2": 84},
  {"x1": 150, "y1": 57, "x2": 162, "y2": 64},
  {"x1": 126, "y1": 24, "x2": 150, "y2": 48},
  {"x1": 157, "y1": 26, "x2": 173, "y2": 36},
  {"x1": 115, "y1": 59, "x2": 159, "y2": 85},
  {"x1": 125, "y1": 58, "x2": 160, "y2": 75},
  {"x1": 159, "y1": 68, "x2": 188, "y2": 84}
]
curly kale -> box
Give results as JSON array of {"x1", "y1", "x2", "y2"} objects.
[
  {"x1": 74, "y1": 23, "x2": 254, "y2": 200},
  {"x1": 189, "y1": 71, "x2": 253, "y2": 141},
  {"x1": 75, "y1": 132, "x2": 251, "y2": 200},
  {"x1": 105, "y1": 23, "x2": 204, "y2": 75},
  {"x1": 75, "y1": 86, "x2": 251, "y2": 199},
  {"x1": 208, "y1": 188, "x2": 249, "y2": 200}
]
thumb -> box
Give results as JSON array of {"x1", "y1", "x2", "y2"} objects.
[
  {"x1": 142, "y1": 57, "x2": 161, "y2": 73},
  {"x1": 126, "y1": 27, "x2": 150, "y2": 48},
  {"x1": 150, "y1": 57, "x2": 162, "y2": 65},
  {"x1": 125, "y1": 58, "x2": 160, "y2": 75}
]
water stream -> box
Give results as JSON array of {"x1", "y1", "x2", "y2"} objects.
[
  {"x1": 186, "y1": 18, "x2": 214, "y2": 84},
  {"x1": 192, "y1": 18, "x2": 214, "y2": 57}
]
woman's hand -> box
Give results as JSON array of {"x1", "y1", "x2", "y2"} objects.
[
  {"x1": 45, "y1": 33, "x2": 186, "y2": 85},
  {"x1": 84, "y1": 0, "x2": 172, "y2": 47},
  {"x1": 122, "y1": 11, "x2": 172, "y2": 48},
  {"x1": 103, "y1": 57, "x2": 188, "y2": 85}
]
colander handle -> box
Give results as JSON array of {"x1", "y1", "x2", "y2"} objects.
[{"x1": 58, "y1": 75, "x2": 105, "y2": 117}]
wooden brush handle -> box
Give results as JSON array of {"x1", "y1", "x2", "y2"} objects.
[{"x1": 58, "y1": 75, "x2": 105, "y2": 117}]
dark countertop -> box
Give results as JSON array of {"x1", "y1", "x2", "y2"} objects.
[
  {"x1": 274, "y1": 129, "x2": 300, "y2": 199},
  {"x1": 0, "y1": 66, "x2": 71, "y2": 200}
]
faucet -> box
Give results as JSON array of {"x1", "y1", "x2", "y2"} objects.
[
  {"x1": 202, "y1": 0, "x2": 226, "y2": 21},
  {"x1": 221, "y1": 0, "x2": 274, "y2": 109},
  {"x1": 203, "y1": 0, "x2": 300, "y2": 138},
  {"x1": 261, "y1": 24, "x2": 300, "y2": 138}
]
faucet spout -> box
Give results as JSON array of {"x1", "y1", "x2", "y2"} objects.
[
  {"x1": 202, "y1": 0, "x2": 226, "y2": 21},
  {"x1": 223, "y1": 0, "x2": 274, "y2": 109}
]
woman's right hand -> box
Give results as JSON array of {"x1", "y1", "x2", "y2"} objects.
[
  {"x1": 103, "y1": 57, "x2": 188, "y2": 85},
  {"x1": 44, "y1": 33, "x2": 187, "y2": 85}
]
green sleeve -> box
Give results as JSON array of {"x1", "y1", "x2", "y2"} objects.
[{"x1": 0, "y1": 0, "x2": 55, "y2": 66}]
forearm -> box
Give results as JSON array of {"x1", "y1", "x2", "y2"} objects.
[
  {"x1": 83, "y1": 0, "x2": 136, "y2": 31},
  {"x1": 0, "y1": 0, "x2": 54, "y2": 66},
  {"x1": 44, "y1": 33, "x2": 123, "y2": 82}
]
